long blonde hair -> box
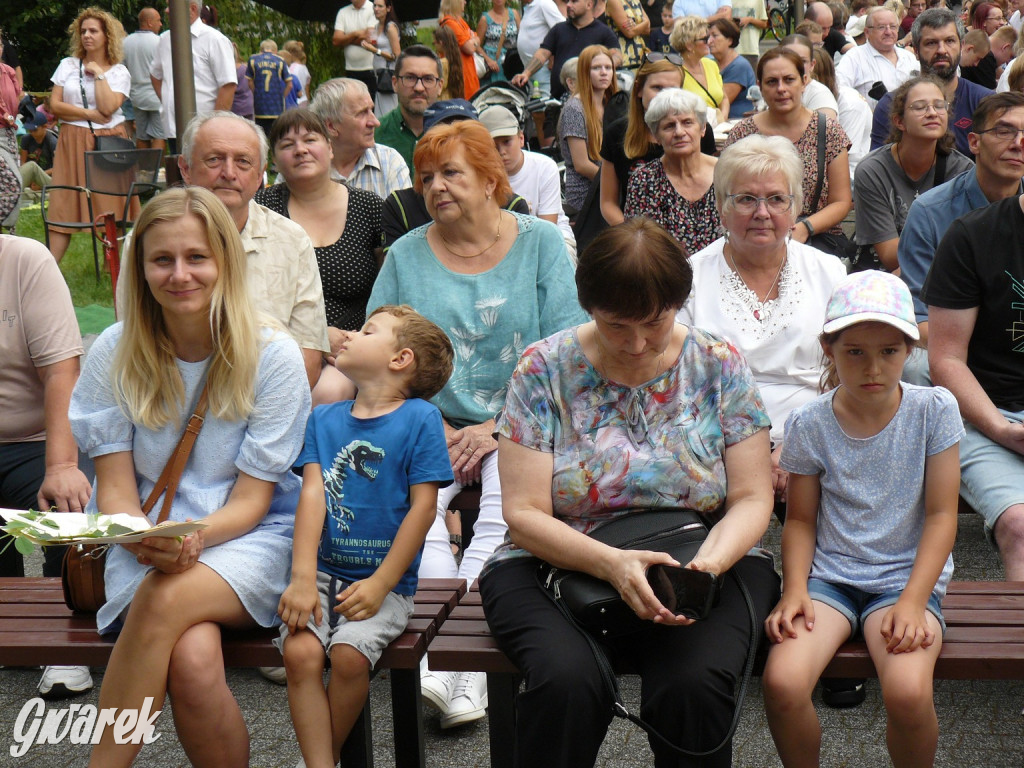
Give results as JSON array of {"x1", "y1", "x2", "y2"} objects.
[
  {"x1": 114, "y1": 188, "x2": 262, "y2": 430},
  {"x1": 576, "y1": 45, "x2": 619, "y2": 163}
]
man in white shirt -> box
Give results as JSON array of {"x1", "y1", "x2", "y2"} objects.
[
  {"x1": 333, "y1": 0, "x2": 378, "y2": 99},
  {"x1": 517, "y1": 0, "x2": 567, "y2": 146},
  {"x1": 310, "y1": 77, "x2": 411, "y2": 199},
  {"x1": 480, "y1": 105, "x2": 577, "y2": 260},
  {"x1": 836, "y1": 7, "x2": 919, "y2": 107},
  {"x1": 150, "y1": 0, "x2": 236, "y2": 148},
  {"x1": 122, "y1": 7, "x2": 165, "y2": 150}
]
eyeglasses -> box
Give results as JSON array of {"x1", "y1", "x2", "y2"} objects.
[
  {"x1": 906, "y1": 99, "x2": 950, "y2": 113},
  {"x1": 726, "y1": 193, "x2": 794, "y2": 214},
  {"x1": 867, "y1": 23, "x2": 900, "y2": 31},
  {"x1": 397, "y1": 74, "x2": 440, "y2": 87},
  {"x1": 987, "y1": 15, "x2": 1006, "y2": 23},
  {"x1": 975, "y1": 123, "x2": 1024, "y2": 142},
  {"x1": 642, "y1": 51, "x2": 683, "y2": 66}
]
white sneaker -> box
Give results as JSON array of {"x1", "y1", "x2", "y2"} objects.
[
  {"x1": 421, "y1": 668, "x2": 456, "y2": 714},
  {"x1": 38, "y1": 666, "x2": 93, "y2": 699},
  {"x1": 258, "y1": 666, "x2": 288, "y2": 685},
  {"x1": 440, "y1": 671, "x2": 487, "y2": 728}
]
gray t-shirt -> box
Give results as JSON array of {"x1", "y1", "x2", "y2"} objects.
[
  {"x1": 780, "y1": 383, "x2": 963, "y2": 600},
  {"x1": 854, "y1": 144, "x2": 973, "y2": 247}
]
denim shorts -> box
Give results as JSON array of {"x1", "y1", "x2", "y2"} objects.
[
  {"x1": 275, "y1": 571, "x2": 414, "y2": 666},
  {"x1": 807, "y1": 578, "x2": 946, "y2": 636}
]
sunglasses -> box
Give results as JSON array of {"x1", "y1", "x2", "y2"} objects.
[{"x1": 643, "y1": 51, "x2": 684, "y2": 66}]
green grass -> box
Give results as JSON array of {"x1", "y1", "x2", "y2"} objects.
[{"x1": 15, "y1": 205, "x2": 115, "y2": 309}]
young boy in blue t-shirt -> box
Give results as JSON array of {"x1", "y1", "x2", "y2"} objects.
[{"x1": 277, "y1": 305, "x2": 454, "y2": 768}]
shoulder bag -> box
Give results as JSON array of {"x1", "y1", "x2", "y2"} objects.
[
  {"x1": 78, "y1": 59, "x2": 135, "y2": 169},
  {"x1": 538, "y1": 506, "x2": 758, "y2": 759},
  {"x1": 61, "y1": 385, "x2": 210, "y2": 613},
  {"x1": 803, "y1": 111, "x2": 857, "y2": 264}
]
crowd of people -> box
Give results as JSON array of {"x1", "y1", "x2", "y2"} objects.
[{"x1": 4, "y1": 0, "x2": 1024, "y2": 766}]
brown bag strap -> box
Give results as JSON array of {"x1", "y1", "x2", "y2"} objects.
[{"x1": 141, "y1": 383, "x2": 210, "y2": 524}]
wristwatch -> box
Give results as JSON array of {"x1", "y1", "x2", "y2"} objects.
[
  {"x1": 96, "y1": 74, "x2": 106, "y2": 81},
  {"x1": 449, "y1": 534, "x2": 462, "y2": 548}
]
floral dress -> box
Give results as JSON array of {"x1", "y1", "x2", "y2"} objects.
[
  {"x1": 623, "y1": 159, "x2": 723, "y2": 255},
  {"x1": 481, "y1": 10, "x2": 519, "y2": 84}
]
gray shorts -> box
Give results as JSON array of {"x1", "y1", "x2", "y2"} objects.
[
  {"x1": 275, "y1": 571, "x2": 414, "y2": 666},
  {"x1": 133, "y1": 107, "x2": 166, "y2": 140},
  {"x1": 959, "y1": 410, "x2": 1024, "y2": 542}
]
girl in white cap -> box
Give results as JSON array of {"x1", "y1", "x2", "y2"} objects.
[{"x1": 761, "y1": 270, "x2": 963, "y2": 767}]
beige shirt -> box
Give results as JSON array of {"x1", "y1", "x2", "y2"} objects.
[
  {"x1": 117, "y1": 201, "x2": 329, "y2": 354},
  {"x1": 0, "y1": 235, "x2": 84, "y2": 443},
  {"x1": 240, "y1": 201, "x2": 329, "y2": 354}
]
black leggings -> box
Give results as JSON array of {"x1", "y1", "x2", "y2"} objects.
[{"x1": 480, "y1": 555, "x2": 780, "y2": 768}]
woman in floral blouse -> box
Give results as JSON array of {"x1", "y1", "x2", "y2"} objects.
[
  {"x1": 480, "y1": 218, "x2": 781, "y2": 768},
  {"x1": 624, "y1": 88, "x2": 722, "y2": 254}
]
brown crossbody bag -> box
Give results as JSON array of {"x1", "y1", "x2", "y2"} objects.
[{"x1": 61, "y1": 385, "x2": 210, "y2": 613}]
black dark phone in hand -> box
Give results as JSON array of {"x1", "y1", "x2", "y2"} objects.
[{"x1": 646, "y1": 564, "x2": 719, "y2": 620}]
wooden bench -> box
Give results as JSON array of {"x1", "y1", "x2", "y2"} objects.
[
  {"x1": 428, "y1": 580, "x2": 1024, "y2": 768},
  {"x1": 0, "y1": 576, "x2": 466, "y2": 768}
]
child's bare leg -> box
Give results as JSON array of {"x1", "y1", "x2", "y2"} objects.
[
  {"x1": 168, "y1": 622, "x2": 249, "y2": 768},
  {"x1": 863, "y1": 610, "x2": 942, "y2": 768},
  {"x1": 326, "y1": 643, "x2": 372, "y2": 762},
  {"x1": 283, "y1": 631, "x2": 334, "y2": 768},
  {"x1": 763, "y1": 602, "x2": 852, "y2": 768}
]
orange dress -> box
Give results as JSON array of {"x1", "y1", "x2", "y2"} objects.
[{"x1": 440, "y1": 14, "x2": 480, "y2": 99}]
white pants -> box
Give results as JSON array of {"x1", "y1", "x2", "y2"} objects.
[{"x1": 418, "y1": 451, "x2": 505, "y2": 585}]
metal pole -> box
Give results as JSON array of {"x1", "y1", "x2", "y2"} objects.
[{"x1": 168, "y1": 0, "x2": 197, "y2": 142}]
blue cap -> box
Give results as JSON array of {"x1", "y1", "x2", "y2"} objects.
[
  {"x1": 23, "y1": 110, "x2": 47, "y2": 131},
  {"x1": 423, "y1": 99, "x2": 478, "y2": 132}
]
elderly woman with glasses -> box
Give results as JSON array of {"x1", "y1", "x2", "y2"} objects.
[
  {"x1": 724, "y1": 47, "x2": 853, "y2": 259},
  {"x1": 678, "y1": 135, "x2": 847, "y2": 502},
  {"x1": 623, "y1": 88, "x2": 722, "y2": 254}
]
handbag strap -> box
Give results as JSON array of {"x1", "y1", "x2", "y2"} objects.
[
  {"x1": 933, "y1": 150, "x2": 948, "y2": 188},
  {"x1": 141, "y1": 383, "x2": 210, "y2": 524},
  {"x1": 683, "y1": 66, "x2": 720, "y2": 108},
  {"x1": 808, "y1": 111, "x2": 826, "y2": 213},
  {"x1": 538, "y1": 564, "x2": 759, "y2": 758},
  {"x1": 78, "y1": 59, "x2": 98, "y2": 137}
]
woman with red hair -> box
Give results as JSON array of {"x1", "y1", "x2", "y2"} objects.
[{"x1": 368, "y1": 119, "x2": 587, "y2": 728}]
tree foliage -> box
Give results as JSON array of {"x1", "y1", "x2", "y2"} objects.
[{"x1": 6, "y1": 1, "x2": 342, "y2": 97}]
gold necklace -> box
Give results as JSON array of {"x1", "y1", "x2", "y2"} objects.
[
  {"x1": 726, "y1": 246, "x2": 786, "y2": 322},
  {"x1": 436, "y1": 213, "x2": 502, "y2": 259}
]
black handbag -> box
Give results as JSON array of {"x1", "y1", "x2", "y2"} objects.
[
  {"x1": 376, "y1": 66, "x2": 394, "y2": 94},
  {"x1": 804, "y1": 111, "x2": 857, "y2": 264},
  {"x1": 538, "y1": 507, "x2": 757, "y2": 759},
  {"x1": 542, "y1": 508, "x2": 717, "y2": 638}
]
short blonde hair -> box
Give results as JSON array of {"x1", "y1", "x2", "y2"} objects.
[
  {"x1": 714, "y1": 135, "x2": 804, "y2": 217},
  {"x1": 69, "y1": 6, "x2": 125, "y2": 64},
  {"x1": 670, "y1": 15, "x2": 709, "y2": 52}
]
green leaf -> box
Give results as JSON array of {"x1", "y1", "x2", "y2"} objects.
[
  {"x1": 14, "y1": 537, "x2": 35, "y2": 555},
  {"x1": 105, "y1": 523, "x2": 138, "y2": 536}
]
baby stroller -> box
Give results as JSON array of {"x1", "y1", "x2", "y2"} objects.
[{"x1": 471, "y1": 81, "x2": 560, "y2": 159}]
